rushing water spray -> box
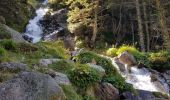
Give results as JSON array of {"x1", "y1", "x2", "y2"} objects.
[
  {"x1": 24, "y1": 0, "x2": 49, "y2": 43},
  {"x1": 102, "y1": 56, "x2": 170, "y2": 95}
]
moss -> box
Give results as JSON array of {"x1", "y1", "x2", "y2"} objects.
[
  {"x1": 60, "y1": 85, "x2": 83, "y2": 100},
  {"x1": 152, "y1": 92, "x2": 170, "y2": 99}
]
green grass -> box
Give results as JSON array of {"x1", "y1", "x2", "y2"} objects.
[{"x1": 60, "y1": 85, "x2": 83, "y2": 100}]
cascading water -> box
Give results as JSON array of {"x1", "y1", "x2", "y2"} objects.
[
  {"x1": 110, "y1": 57, "x2": 170, "y2": 95},
  {"x1": 24, "y1": 0, "x2": 49, "y2": 43}
]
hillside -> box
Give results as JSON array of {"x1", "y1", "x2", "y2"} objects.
[{"x1": 0, "y1": 0, "x2": 170, "y2": 100}]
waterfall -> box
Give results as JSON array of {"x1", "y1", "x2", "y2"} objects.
[
  {"x1": 102, "y1": 55, "x2": 170, "y2": 95},
  {"x1": 24, "y1": 0, "x2": 49, "y2": 43}
]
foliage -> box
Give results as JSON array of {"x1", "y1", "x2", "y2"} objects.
[
  {"x1": 102, "y1": 74, "x2": 134, "y2": 93},
  {"x1": 0, "y1": 39, "x2": 17, "y2": 51},
  {"x1": 148, "y1": 51, "x2": 170, "y2": 72},
  {"x1": 0, "y1": 47, "x2": 6, "y2": 58},
  {"x1": 116, "y1": 45, "x2": 140, "y2": 55},
  {"x1": 106, "y1": 47, "x2": 118, "y2": 57},
  {"x1": 60, "y1": 85, "x2": 83, "y2": 100},
  {"x1": 49, "y1": 60, "x2": 75, "y2": 74},
  {"x1": 68, "y1": 64, "x2": 101, "y2": 90},
  {"x1": 17, "y1": 42, "x2": 38, "y2": 53},
  {"x1": 75, "y1": 51, "x2": 117, "y2": 75},
  {"x1": 40, "y1": 41, "x2": 69, "y2": 59},
  {"x1": 152, "y1": 92, "x2": 170, "y2": 99}
]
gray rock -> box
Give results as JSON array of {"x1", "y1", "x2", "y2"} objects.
[
  {"x1": 120, "y1": 90, "x2": 170, "y2": 100},
  {"x1": 118, "y1": 51, "x2": 137, "y2": 66},
  {"x1": 0, "y1": 72, "x2": 66, "y2": 100},
  {"x1": 113, "y1": 57, "x2": 126, "y2": 72},
  {"x1": 87, "y1": 63, "x2": 105, "y2": 77},
  {"x1": 0, "y1": 62, "x2": 27, "y2": 72},
  {"x1": 1, "y1": 24, "x2": 26, "y2": 43},
  {"x1": 39, "y1": 59, "x2": 61, "y2": 67},
  {"x1": 54, "y1": 72, "x2": 71, "y2": 85},
  {"x1": 94, "y1": 83, "x2": 119, "y2": 100}
]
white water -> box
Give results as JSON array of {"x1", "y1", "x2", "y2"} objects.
[
  {"x1": 24, "y1": 0, "x2": 49, "y2": 43},
  {"x1": 104, "y1": 56, "x2": 170, "y2": 95}
]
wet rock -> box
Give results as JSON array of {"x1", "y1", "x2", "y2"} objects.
[
  {"x1": 22, "y1": 34, "x2": 33, "y2": 43},
  {"x1": 0, "y1": 72, "x2": 66, "y2": 100},
  {"x1": 87, "y1": 63, "x2": 105, "y2": 77},
  {"x1": 41, "y1": 9, "x2": 68, "y2": 35},
  {"x1": 113, "y1": 57, "x2": 126, "y2": 72},
  {"x1": 118, "y1": 51, "x2": 137, "y2": 66},
  {"x1": 94, "y1": 83, "x2": 119, "y2": 100},
  {"x1": 120, "y1": 90, "x2": 170, "y2": 100},
  {"x1": 0, "y1": 62, "x2": 27, "y2": 72},
  {"x1": 39, "y1": 58, "x2": 61, "y2": 67},
  {"x1": 163, "y1": 70, "x2": 170, "y2": 84}
]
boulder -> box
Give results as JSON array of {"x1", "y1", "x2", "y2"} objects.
[
  {"x1": 0, "y1": 72, "x2": 66, "y2": 100},
  {"x1": 113, "y1": 57, "x2": 126, "y2": 72},
  {"x1": 54, "y1": 72, "x2": 71, "y2": 85},
  {"x1": 87, "y1": 63, "x2": 105, "y2": 77},
  {"x1": 120, "y1": 90, "x2": 170, "y2": 100},
  {"x1": 1, "y1": 24, "x2": 26, "y2": 43},
  {"x1": 0, "y1": 62, "x2": 27, "y2": 72},
  {"x1": 94, "y1": 83, "x2": 119, "y2": 100},
  {"x1": 39, "y1": 58, "x2": 61, "y2": 67},
  {"x1": 118, "y1": 51, "x2": 137, "y2": 66},
  {"x1": 163, "y1": 70, "x2": 170, "y2": 84}
]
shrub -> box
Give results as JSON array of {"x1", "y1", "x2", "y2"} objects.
[
  {"x1": 49, "y1": 60, "x2": 75, "y2": 74},
  {"x1": 116, "y1": 45, "x2": 140, "y2": 56},
  {"x1": 102, "y1": 74, "x2": 134, "y2": 93},
  {"x1": 0, "y1": 39, "x2": 16, "y2": 51},
  {"x1": 68, "y1": 64, "x2": 101, "y2": 90},
  {"x1": 148, "y1": 51, "x2": 170, "y2": 72},
  {"x1": 60, "y1": 85, "x2": 83, "y2": 100},
  {"x1": 41, "y1": 41, "x2": 69, "y2": 59},
  {"x1": 75, "y1": 51, "x2": 117, "y2": 75},
  {"x1": 0, "y1": 47, "x2": 6, "y2": 57},
  {"x1": 106, "y1": 47, "x2": 118, "y2": 57}
]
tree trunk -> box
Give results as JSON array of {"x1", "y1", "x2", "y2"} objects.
[
  {"x1": 155, "y1": 0, "x2": 170, "y2": 49},
  {"x1": 135, "y1": 0, "x2": 145, "y2": 52},
  {"x1": 143, "y1": 1, "x2": 150, "y2": 51},
  {"x1": 91, "y1": 1, "x2": 98, "y2": 45}
]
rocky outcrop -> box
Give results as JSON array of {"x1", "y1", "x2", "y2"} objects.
[
  {"x1": 113, "y1": 57, "x2": 126, "y2": 72},
  {"x1": 0, "y1": 62, "x2": 27, "y2": 72},
  {"x1": 94, "y1": 83, "x2": 119, "y2": 100},
  {"x1": 39, "y1": 58, "x2": 61, "y2": 67},
  {"x1": 0, "y1": 72, "x2": 66, "y2": 100},
  {"x1": 118, "y1": 51, "x2": 137, "y2": 66},
  {"x1": 1, "y1": 24, "x2": 26, "y2": 42},
  {"x1": 41, "y1": 9, "x2": 68, "y2": 35},
  {"x1": 87, "y1": 63, "x2": 105, "y2": 77}
]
